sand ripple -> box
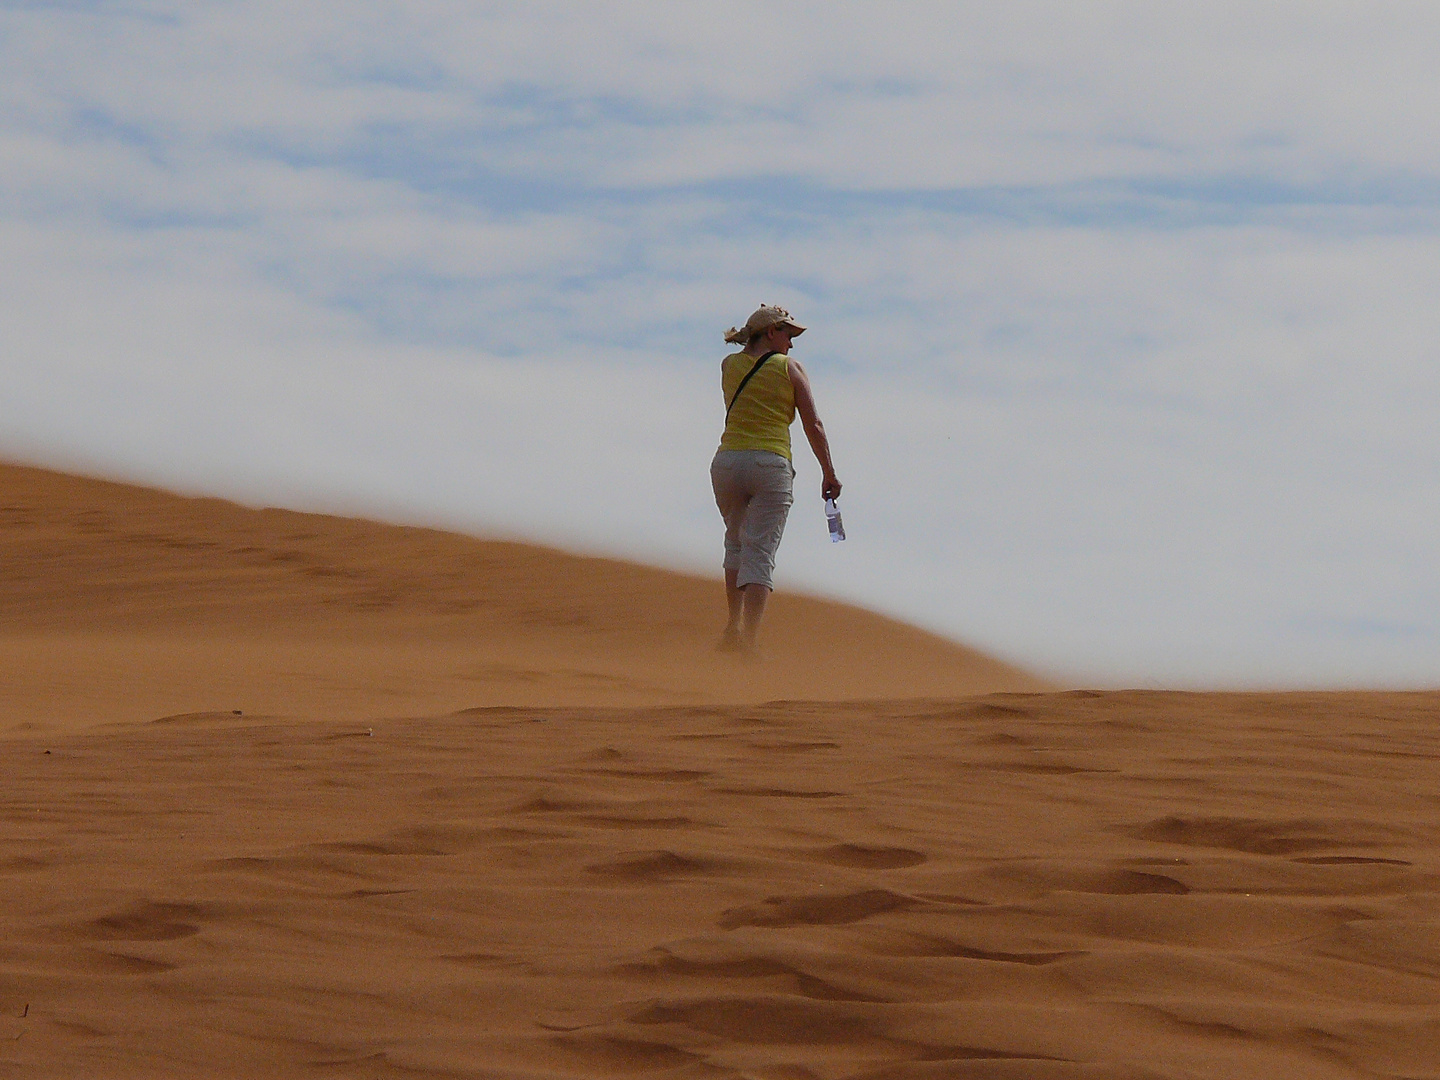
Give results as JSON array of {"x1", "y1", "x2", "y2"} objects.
[{"x1": 1, "y1": 691, "x2": 1438, "y2": 1077}]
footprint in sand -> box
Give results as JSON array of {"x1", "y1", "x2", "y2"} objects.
[
  {"x1": 988, "y1": 862, "x2": 1191, "y2": 896},
  {"x1": 77, "y1": 900, "x2": 205, "y2": 942},
  {"x1": 513, "y1": 794, "x2": 597, "y2": 813},
  {"x1": 1130, "y1": 815, "x2": 1389, "y2": 856},
  {"x1": 586, "y1": 850, "x2": 729, "y2": 881},
  {"x1": 875, "y1": 934, "x2": 1082, "y2": 965},
  {"x1": 718, "y1": 889, "x2": 915, "y2": 929}
]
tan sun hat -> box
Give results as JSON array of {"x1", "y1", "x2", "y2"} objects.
[{"x1": 723, "y1": 304, "x2": 807, "y2": 344}]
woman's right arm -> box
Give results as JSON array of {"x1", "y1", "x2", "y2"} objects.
[{"x1": 789, "y1": 359, "x2": 841, "y2": 501}]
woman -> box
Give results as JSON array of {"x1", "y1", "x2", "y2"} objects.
[{"x1": 711, "y1": 304, "x2": 842, "y2": 653}]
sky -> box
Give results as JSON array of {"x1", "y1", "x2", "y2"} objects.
[{"x1": 5, "y1": 2, "x2": 1440, "y2": 686}]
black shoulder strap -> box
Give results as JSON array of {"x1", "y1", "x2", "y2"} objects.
[{"x1": 726, "y1": 352, "x2": 778, "y2": 418}]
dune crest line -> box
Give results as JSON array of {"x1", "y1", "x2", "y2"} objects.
[{"x1": 0, "y1": 461, "x2": 1042, "y2": 732}]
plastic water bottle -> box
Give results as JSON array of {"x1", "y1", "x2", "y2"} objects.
[{"x1": 825, "y1": 498, "x2": 845, "y2": 543}]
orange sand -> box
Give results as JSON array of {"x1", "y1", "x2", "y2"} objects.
[
  {"x1": 1, "y1": 463, "x2": 1437, "y2": 1078},
  {"x1": 0, "y1": 463, "x2": 1040, "y2": 731}
]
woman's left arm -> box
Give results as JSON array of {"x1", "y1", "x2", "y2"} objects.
[{"x1": 789, "y1": 359, "x2": 842, "y2": 501}]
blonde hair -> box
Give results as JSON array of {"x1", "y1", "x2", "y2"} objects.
[{"x1": 724, "y1": 304, "x2": 802, "y2": 346}]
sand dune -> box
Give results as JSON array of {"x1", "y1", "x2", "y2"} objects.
[
  {"x1": 0, "y1": 462, "x2": 1041, "y2": 732},
  {"x1": 2, "y1": 463, "x2": 1438, "y2": 1078}
]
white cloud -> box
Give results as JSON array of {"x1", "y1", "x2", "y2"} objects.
[{"x1": 14, "y1": 3, "x2": 1440, "y2": 189}]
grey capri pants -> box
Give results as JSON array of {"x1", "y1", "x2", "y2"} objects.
[{"x1": 710, "y1": 449, "x2": 795, "y2": 590}]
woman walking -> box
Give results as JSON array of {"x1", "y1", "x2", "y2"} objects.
[{"x1": 711, "y1": 304, "x2": 842, "y2": 653}]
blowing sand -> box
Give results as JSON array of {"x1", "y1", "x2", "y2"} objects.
[{"x1": 1, "y1": 463, "x2": 1438, "y2": 1078}]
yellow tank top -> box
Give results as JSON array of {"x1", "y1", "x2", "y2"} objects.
[{"x1": 718, "y1": 350, "x2": 795, "y2": 460}]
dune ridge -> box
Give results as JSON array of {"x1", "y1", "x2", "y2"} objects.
[{"x1": 0, "y1": 462, "x2": 1042, "y2": 732}]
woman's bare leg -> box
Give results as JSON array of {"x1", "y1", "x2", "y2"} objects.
[
  {"x1": 720, "y1": 575, "x2": 770, "y2": 653},
  {"x1": 719, "y1": 568, "x2": 744, "y2": 650},
  {"x1": 740, "y1": 583, "x2": 770, "y2": 652}
]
